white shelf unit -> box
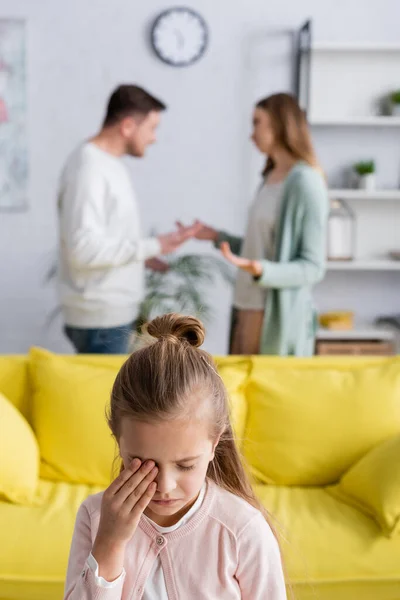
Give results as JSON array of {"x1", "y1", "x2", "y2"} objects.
[
  {"x1": 305, "y1": 39, "x2": 400, "y2": 269},
  {"x1": 295, "y1": 26, "x2": 400, "y2": 354},
  {"x1": 304, "y1": 43, "x2": 400, "y2": 124},
  {"x1": 327, "y1": 260, "x2": 400, "y2": 272},
  {"x1": 311, "y1": 117, "x2": 400, "y2": 127},
  {"x1": 329, "y1": 189, "x2": 400, "y2": 201}
]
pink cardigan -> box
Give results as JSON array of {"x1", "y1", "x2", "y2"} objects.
[{"x1": 64, "y1": 479, "x2": 287, "y2": 600}]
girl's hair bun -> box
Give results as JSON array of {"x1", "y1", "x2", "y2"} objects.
[{"x1": 145, "y1": 313, "x2": 205, "y2": 348}]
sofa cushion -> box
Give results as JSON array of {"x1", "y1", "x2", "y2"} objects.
[
  {"x1": 0, "y1": 355, "x2": 30, "y2": 419},
  {"x1": 29, "y1": 348, "x2": 124, "y2": 487},
  {"x1": 327, "y1": 434, "x2": 400, "y2": 537},
  {"x1": 256, "y1": 484, "x2": 400, "y2": 599},
  {"x1": 0, "y1": 479, "x2": 102, "y2": 600},
  {"x1": 0, "y1": 391, "x2": 39, "y2": 505},
  {"x1": 244, "y1": 357, "x2": 400, "y2": 486}
]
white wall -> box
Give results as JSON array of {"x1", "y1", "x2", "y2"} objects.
[{"x1": 0, "y1": 0, "x2": 399, "y2": 354}]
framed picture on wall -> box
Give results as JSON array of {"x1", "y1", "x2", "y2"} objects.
[{"x1": 0, "y1": 19, "x2": 28, "y2": 211}]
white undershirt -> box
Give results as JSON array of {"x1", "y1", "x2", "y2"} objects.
[
  {"x1": 142, "y1": 483, "x2": 206, "y2": 600},
  {"x1": 87, "y1": 483, "x2": 206, "y2": 598}
]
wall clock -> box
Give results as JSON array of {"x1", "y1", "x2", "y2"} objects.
[{"x1": 151, "y1": 7, "x2": 209, "y2": 67}]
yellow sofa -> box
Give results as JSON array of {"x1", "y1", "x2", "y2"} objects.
[{"x1": 1, "y1": 349, "x2": 399, "y2": 600}]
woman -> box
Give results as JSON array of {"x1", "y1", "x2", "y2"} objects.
[{"x1": 193, "y1": 93, "x2": 328, "y2": 356}]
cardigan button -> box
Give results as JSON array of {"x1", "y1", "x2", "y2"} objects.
[{"x1": 156, "y1": 535, "x2": 165, "y2": 546}]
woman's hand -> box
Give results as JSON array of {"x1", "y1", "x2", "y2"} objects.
[
  {"x1": 158, "y1": 221, "x2": 202, "y2": 255},
  {"x1": 92, "y1": 459, "x2": 158, "y2": 581},
  {"x1": 176, "y1": 220, "x2": 218, "y2": 242},
  {"x1": 220, "y1": 242, "x2": 263, "y2": 277}
]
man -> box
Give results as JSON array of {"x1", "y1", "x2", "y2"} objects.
[{"x1": 58, "y1": 84, "x2": 197, "y2": 354}]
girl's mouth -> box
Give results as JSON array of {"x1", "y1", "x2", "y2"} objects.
[{"x1": 151, "y1": 498, "x2": 179, "y2": 506}]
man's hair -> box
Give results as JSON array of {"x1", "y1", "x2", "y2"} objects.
[{"x1": 103, "y1": 85, "x2": 167, "y2": 127}]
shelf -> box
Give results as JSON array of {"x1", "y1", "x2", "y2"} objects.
[
  {"x1": 312, "y1": 42, "x2": 400, "y2": 53},
  {"x1": 328, "y1": 189, "x2": 400, "y2": 201},
  {"x1": 317, "y1": 327, "x2": 395, "y2": 341},
  {"x1": 310, "y1": 117, "x2": 400, "y2": 127},
  {"x1": 327, "y1": 260, "x2": 400, "y2": 271}
]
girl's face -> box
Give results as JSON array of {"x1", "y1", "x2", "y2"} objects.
[
  {"x1": 251, "y1": 107, "x2": 276, "y2": 155},
  {"x1": 119, "y1": 416, "x2": 217, "y2": 527}
]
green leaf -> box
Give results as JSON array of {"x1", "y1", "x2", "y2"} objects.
[{"x1": 138, "y1": 253, "x2": 234, "y2": 326}]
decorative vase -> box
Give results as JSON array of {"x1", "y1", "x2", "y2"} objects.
[
  {"x1": 327, "y1": 199, "x2": 356, "y2": 261},
  {"x1": 358, "y1": 174, "x2": 376, "y2": 191}
]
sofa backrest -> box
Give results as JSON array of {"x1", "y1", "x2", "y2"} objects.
[{"x1": 1, "y1": 350, "x2": 399, "y2": 488}]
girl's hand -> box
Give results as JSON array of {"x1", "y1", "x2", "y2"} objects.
[
  {"x1": 220, "y1": 242, "x2": 263, "y2": 277},
  {"x1": 92, "y1": 459, "x2": 158, "y2": 581}
]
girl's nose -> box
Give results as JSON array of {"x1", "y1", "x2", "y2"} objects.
[{"x1": 155, "y1": 469, "x2": 176, "y2": 495}]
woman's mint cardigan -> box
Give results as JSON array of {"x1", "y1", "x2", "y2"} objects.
[{"x1": 217, "y1": 162, "x2": 329, "y2": 356}]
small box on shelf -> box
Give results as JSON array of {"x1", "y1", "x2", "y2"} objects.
[{"x1": 316, "y1": 340, "x2": 395, "y2": 356}]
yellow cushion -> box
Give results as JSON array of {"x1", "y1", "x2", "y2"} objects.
[
  {"x1": 328, "y1": 435, "x2": 400, "y2": 537},
  {"x1": 0, "y1": 391, "x2": 39, "y2": 504},
  {"x1": 214, "y1": 357, "x2": 250, "y2": 443},
  {"x1": 0, "y1": 479, "x2": 102, "y2": 600},
  {"x1": 29, "y1": 348, "x2": 125, "y2": 487},
  {"x1": 0, "y1": 355, "x2": 30, "y2": 419},
  {"x1": 244, "y1": 357, "x2": 400, "y2": 486}
]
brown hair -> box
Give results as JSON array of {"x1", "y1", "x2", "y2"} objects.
[
  {"x1": 103, "y1": 84, "x2": 166, "y2": 128},
  {"x1": 108, "y1": 313, "x2": 267, "y2": 517},
  {"x1": 256, "y1": 92, "x2": 319, "y2": 177}
]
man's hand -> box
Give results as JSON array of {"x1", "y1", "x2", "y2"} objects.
[
  {"x1": 145, "y1": 257, "x2": 170, "y2": 273},
  {"x1": 176, "y1": 220, "x2": 218, "y2": 242},
  {"x1": 158, "y1": 222, "x2": 202, "y2": 255},
  {"x1": 220, "y1": 242, "x2": 263, "y2": 277}
]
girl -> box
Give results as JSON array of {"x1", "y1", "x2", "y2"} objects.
[
  {"x1": 64, "y1": 313, "x2": 287, "y2": 599},
  {"x1": 187, "y1": 93, "x2": 328, "y2": 356}
]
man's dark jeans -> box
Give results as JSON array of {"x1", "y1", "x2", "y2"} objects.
[{"x1": 64, "y1": 323, "x2": 135, "y2": 354}]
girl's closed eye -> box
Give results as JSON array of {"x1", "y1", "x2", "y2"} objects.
[{"x1": 177, "y1": 463, "x2": 196, "y2": 472}]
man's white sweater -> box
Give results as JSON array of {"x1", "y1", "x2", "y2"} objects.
[{"x1": 58, "y1": 143, "x2": 160, "y2": 328}]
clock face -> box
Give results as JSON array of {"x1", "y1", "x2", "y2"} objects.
[{"x1": 151, "y1": 7, "x2": 209, "y2": 67}]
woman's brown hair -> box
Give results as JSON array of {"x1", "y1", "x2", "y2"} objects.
[
  {"x1": 257, "y1": 92, "x2": 320, "y2": 177},
  {"x1": 108, "y1": 313, "x2": 267, "y2": 518}
]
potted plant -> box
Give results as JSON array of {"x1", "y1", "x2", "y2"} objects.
[
  {"x1": 135, "y1": 254, "x2": 233, "y2": 336},
  {"x1": 353, "y1": 161, "x2": 376, "y2": 191},
  {"x1": 390, "y1": 90, "x2": 400, "y2": 116}
]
